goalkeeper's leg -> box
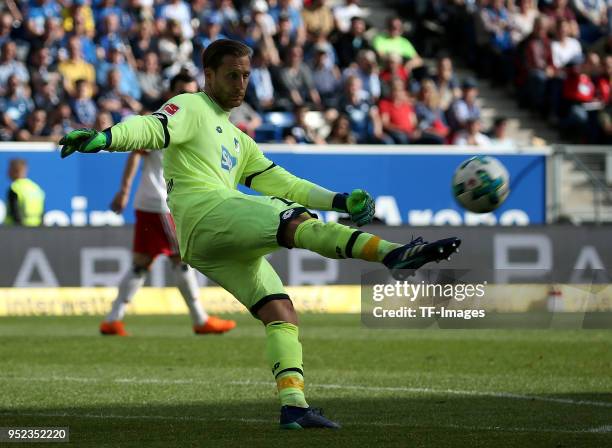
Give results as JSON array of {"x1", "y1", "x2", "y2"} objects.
[{"x1": 287, "y1": 215, "x2": 460, "y2": 273}]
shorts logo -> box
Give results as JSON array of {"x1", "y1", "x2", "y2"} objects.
[
  {"x1": 221, "y1": 145, "x2": 237, "y2": 172},
  {"x1": 163, "y1": 103, "x2": 180, "y2": 115},
  {"x1": 282, "y1": 209, "x2": 294, "y2": 220}
]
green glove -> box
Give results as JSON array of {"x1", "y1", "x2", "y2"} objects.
[
  {"x1": 60, "y1": 129, "x2": 108, "y2": 159},
  {"x1": 346, "y1": 189, "x2": 375, "y2": 227}
]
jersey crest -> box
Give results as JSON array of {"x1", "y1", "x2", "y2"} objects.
[{"x1": 221, "y1": 146, "x2": 237, "y2": 172}]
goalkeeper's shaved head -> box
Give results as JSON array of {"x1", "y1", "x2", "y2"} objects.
[{"x1": 202, "y1": 39, "x2": 253, "y2": 111}]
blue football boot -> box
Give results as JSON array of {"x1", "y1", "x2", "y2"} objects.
[
  {"x1": 383, "y1": 236, "x2": 461, "y2": 279},
  {"x1": 279, "y1": 406, "x2": 341, "y2": 429}
]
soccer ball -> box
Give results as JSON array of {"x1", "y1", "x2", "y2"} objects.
[{"x1": 452, "y1": 156, "x2": 510, "y2": 213}]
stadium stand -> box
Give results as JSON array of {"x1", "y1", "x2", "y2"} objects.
[{"x1": 0, "y1": 0, "x2": 609, "y2": 146}]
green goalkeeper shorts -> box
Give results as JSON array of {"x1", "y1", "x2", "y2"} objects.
[{"x1": 182, "y1": 189, "x2": 315, "y2": 316}]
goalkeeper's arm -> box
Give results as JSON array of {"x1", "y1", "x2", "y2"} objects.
[{"x1": 240, "y1": 146, "x2": 375, "y2": 226}]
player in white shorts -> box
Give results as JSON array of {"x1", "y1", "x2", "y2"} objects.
[{"x1": 100, "y1": 74, "x2": 236, "y2": 336}]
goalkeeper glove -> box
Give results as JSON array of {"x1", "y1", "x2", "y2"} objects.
[
  {"x1": 59, "y1": 128, "x2": 109, "y2": 159},
  {"x1": 333, "y1": 189, "x2": 375, "y2": 227}
]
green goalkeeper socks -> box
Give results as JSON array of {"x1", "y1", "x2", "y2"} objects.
[
  {"x1": 265, "y1": 321, "x2": 308, "y2": 408},
  {"x1": 293, "y1": 218, "x2": 401, "y2": 262}
]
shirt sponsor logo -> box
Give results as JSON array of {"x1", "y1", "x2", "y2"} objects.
[
  {"x1": 162, "y1": 103, "x2": 180, "y2": 115},
  {"x1": 221, "y1": 146, "x2": 236, "y2": 172}
]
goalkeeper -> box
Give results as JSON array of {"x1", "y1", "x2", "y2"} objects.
[{"x1": 60, "y1": 39, "x2": 460, "y2": 430}]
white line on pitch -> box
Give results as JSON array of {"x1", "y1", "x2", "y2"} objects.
[
  {"x1": 1, "y1": 375, "x2": 611, "y2": 409},
  {"x1": 0, "y1": 411, "x2": 609, "y2": 434}
]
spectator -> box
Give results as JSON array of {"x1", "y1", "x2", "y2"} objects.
[
  {"x1": 447, "y1": 78, "x2": 481, "y2": 132},
  {"x1": 302, "y1": 0, "x2": 335, "y2": 38},
  {"x1": 379, "y1": 53, "x2": 409, "y2": 92},
  {"x1": 333, "y1": 0, "x2": 367, "y2": 34},
  {"x1": 247, "y1": 1, "x2": 277, "y2": 42},
  {"x1": 70, "y1": 79, "x2": 97, "y2": 127},
  {"x1": 542, "y1": 0, "x2": 580, "y2": 38},
  {"x1": 434, "y1": 55, "x2": 461, "y2": 111},
  {"x1": 453, "y1": 118, "x2": 492, "y2": 145},
  {"x1": 95, "y1": 0, "x2": 123, "y2": 23},
  {"x1": 158, "y1": 19, "x2": 195, "y2": 79},
  {"x1": 270, "y1": 0, "x2": 306, "y2": 45},
  {"x1": 0, "y1": 12, "x2": 14, "y2": 48},
  {"x1": 67, "y1": 6, "x2": 97, "y2": 64},
  {"x1": 97, "y1": 13, "x2": 128, "y2": 56},
  {"x1": 29, "y1": 45, "x2": 59, "y2": 90},
  {"x1": 137, "y1": 51, "x2": 164, "y2": 110},
  {"x1": 372, "y1": 17, "x2": 423, "y2": 72},
  {"x1": 415, "y1": 79, "x2": 450, "y2": 144},
  {"x1": 58, "y1": 35, "x2": 95, "y2": 97},
  {"x1": 230, "y1": 101, "x2": 263, "y2": 138},
  {"x1": 560, "y1": 57, "x2": 597, "y2": 138},
  {"x1": 61, "y1": 0, "x2": 95, "y2": 36},
  {"x1": 488, "y1": 116, "x2": 516, "y2": 148},
  {"x1": 524, "y1": 16, "x2": 555, "y2": 111},
  {"x1": 273, "y1": 13, "x2": 297, "y2": 59},
  {"x1": 97, "y1": 68, "x2": 142, "y2": 122},
  {"x1": 334, "y1": 16, "x2": 372, "y2": 69},
  {"x1": 97, "y1": 43, "x2": 141, "y2": 100},
  {"x1": 193, "y1": 14, "x2": 227, "y2": 69},
  {"x1": 49, "y1": 103, "x2": 76, "y2": 135},
  {"x1": 165, "y1": 71, "x2": 198, "y2": 103},
  {"x1": 284, "y1": 105, "x2": 325, "y2": 144},
  {"x1": 552, "y1": 19, "x2": 583, "y2": 70},
  {"x1": 378, "y1": 78, "x2": 419, "y2": 144},
  {"x1": 245, "y1": 48, "x2": 281, "y2": 112},
  {"x1": 326, "y1": 114, "x2": 356, "y2": 144},
  {"x1": 212, "y1": 0, "x2": 240, "y2": 31},
  {"x1": 572, "y1": 0, "x2": 608, "y2": 44},
  {"x1": 4, "y1": 158, "x2": 45, "y2": 227},
  {"x1": 15, "y1": 109, "x2": 54, "y2": 142},
  {"x1": 342, "y1": 49, "x2": 381, "y2": 102},
  {"x1": 340, "y1": 75, "x2": 391, "y2": 144},
  {"x1": 482, "y1": 0, "x2": 515, "y2": 84},
  {"x1": 0, "y1": 75, "x2": 34, "y2": 130},
  {"x1": 311, "y1": 44, "x2": 342, "y2": 110},
  {"x1": 25, "y1": 0, "x2": 62, "y2": 38},
  {"x1": 34, "y1": 79, "x2": 61, "y2": 111},
  {"x1": 277, "y1": 45, "x2": 322, "y2": 110},
  {"x1": 30, "y1": 17, "x2": 64, "y2": 63},
  {"x1": 509, "y1": 0, "x2": 539, "y2": 45},
  {"x1": 0, "y1": 41, "x2": 29, "y2": 91},
  {"x1": 130, "y1": 20, "x2": 160, "y2": 62},
  {"x1": 158, "y1": 0, "x2": 193, "y2": 40}
]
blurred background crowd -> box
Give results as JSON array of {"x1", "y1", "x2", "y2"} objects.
[{"x1": 0, "y1": 0, "x2": 610, "y2": 145}]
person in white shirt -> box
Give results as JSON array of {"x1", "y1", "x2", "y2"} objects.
[
  {"x1": 453, "y1": 118, "x2": 492, "y2": 146},
  {"x1": 100, "y1": 75, "x2": 236, "y2": 336},
  {"x1": 552, "y1": 19, "x2": 583, "y2": 69},
  {"x1": 333, "y1": 0, "x2": 367, "y2": 33}
]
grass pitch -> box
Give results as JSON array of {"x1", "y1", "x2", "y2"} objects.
[{"x1": 0, "y1": 314, "x2": 610, "y2": 447}]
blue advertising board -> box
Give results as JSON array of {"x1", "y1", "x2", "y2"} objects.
[{"x1": 0, "y1": 144, "x2": 548, "y2": 226}]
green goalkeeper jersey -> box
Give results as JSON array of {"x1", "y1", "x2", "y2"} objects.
[{"x1": 108, "y1": 92, "x2": 338, "y2": 256}]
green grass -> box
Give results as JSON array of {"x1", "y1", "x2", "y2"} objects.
[{"x1": 0, "y1": 314, "x2": 611, "y2": 447}]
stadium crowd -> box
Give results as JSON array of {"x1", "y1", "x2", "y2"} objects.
[
  {"x1": 406, "y1": 0, "x2": 612, "y2": 143},
  {"x1": 0, "y1": 0, "x2": 512, "y2": 146},
  {"x1": 0, "y1": 0, "x2": 610, "y2": 145}
]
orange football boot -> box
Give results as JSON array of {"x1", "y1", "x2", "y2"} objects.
[
  {"x1": 99, "y1": 321, "x2": 130, "y2": 336},
  {"x1": 193, "y1": 316, "x2": 236, "y2": 335}
]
